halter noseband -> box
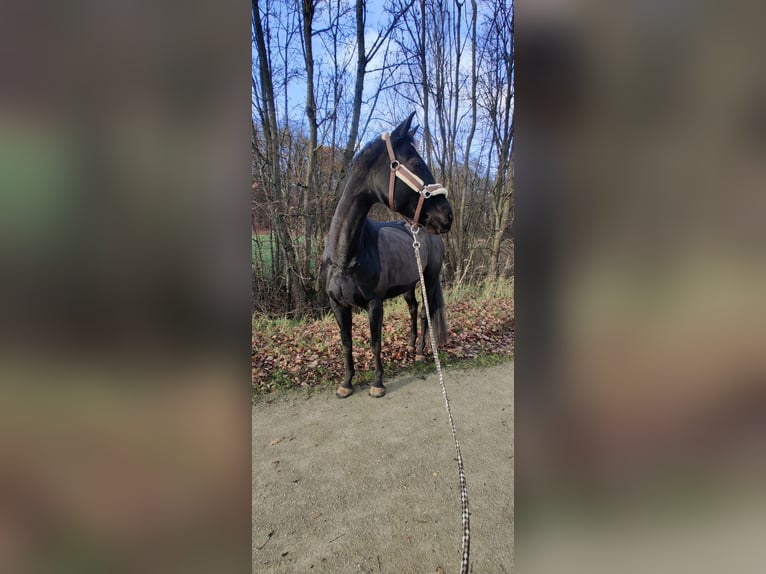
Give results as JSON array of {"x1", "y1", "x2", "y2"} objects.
[{"x1": 381, "y1": 132, "x2": 448, "y2": 229}]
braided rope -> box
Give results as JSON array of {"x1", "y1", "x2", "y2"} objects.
[{"x1": 411, "y1": 225, "x2": 470, "y2": 574}]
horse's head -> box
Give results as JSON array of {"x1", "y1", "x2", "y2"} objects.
[{"x1": 378, "y1": 113, "x2": 453, "y2": 234}]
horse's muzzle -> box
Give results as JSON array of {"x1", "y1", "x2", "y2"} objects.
[{"x1": 424, "y1": 204, "x2": 453, "y2": 234}]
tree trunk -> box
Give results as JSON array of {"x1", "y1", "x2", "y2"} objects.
[
  {"x1": 343, "y1": 0, "x2": 367, "y2": 166},
  {"x1": 253, "y1": 0, "x2": 307, "y2": 312},
  {"x1": 302, "y1": 0, "x2": 318, "y2": 283},
  {"x1": 458, "y1": 0, "x2": 478, "y2": 281},
  {"x1": 419, "y1": 0, "x2": 433, "y2": 166},
  {"x1": 488, "y1": 172, "x2": 513, "y2": 278}
]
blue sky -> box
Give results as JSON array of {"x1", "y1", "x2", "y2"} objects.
[
  {"x1": 252, "y1": 1, "x2": 392, "y2": 137},
  {"x1": 253, "y1": 0, "x2": 513, "y2": 167}
]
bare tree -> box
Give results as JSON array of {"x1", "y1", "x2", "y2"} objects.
[
  {"x1": 481, "y1": 0, "x2": 514, "y2": 279},
  {"x1": 299, "y1": 0, "x2": 318, "y2": 282},
  {"x1": 342, "y1": 0, "x2": 416, "y2": 166},
  {"x1": 253, "y1": 0, "x2": 309, "y2": 311}
]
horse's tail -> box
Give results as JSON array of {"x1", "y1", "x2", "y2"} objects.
[{"x1": 426, "y1": 274, "x2": 449, "y2": 346}]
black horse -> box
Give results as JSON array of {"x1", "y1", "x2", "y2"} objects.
[{"x1": 321, "y1": 113, "x2": 453, "y2": 398}]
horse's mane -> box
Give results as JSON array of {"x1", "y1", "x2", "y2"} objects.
[{"x1": 349, "y1": 130, "x2": 415, "y2": 171}]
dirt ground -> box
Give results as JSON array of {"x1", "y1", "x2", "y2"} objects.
[{"x1": 252, "y1": 363, "x2": 514, "y2": 573}]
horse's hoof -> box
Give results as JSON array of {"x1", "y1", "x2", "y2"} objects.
[
  {"x1": 415, "y1": 354, "x2": 426, "y2": 362},
  {"x1": 368, "y1": 386, "x2": 386, "y2": 398},
  {"x1": 336, "y1": 385, "x2": 353, "y2": 398}
]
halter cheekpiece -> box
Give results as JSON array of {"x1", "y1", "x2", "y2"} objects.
[{"x1": 381, "y1": 132, "x2": 448, "y2": 229}]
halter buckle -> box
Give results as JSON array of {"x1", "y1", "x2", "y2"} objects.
[{"x1": 411, "y1": 224, "x2": 421, "y2": 245}]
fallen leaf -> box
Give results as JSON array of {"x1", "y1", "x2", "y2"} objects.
[{"x1": 270, "y1": 438, "x2": 282, "y2": 446}]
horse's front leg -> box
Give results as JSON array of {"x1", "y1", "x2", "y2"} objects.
[
  {"x1": 368, "y1": 297, "x2": 386, "y2": 397},
  {"x1": 331, "y1": 300, "x2": 355, "y2": 398}
]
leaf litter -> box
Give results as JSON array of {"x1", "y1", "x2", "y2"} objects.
[{"x1": 253, "y1": 297, "x2": 513, "y2": 392}]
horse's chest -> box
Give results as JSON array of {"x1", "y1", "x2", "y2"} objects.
[{"x1": 326, "y1": 268, "x2": 377, "y2": 307}]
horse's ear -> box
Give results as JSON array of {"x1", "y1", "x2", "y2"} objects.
[{"x1": 392, "y1": 112, "x2": 417, "y2": 139}]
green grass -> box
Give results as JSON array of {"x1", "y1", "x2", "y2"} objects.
[
  {"x1": 252, "y1": 234, "x2": 275, "y2": 272},
  {"x1": 252, "y1": 313, "x2": 305, "y2": 334},
  {"x1": 445, "y1": 276, "x2": 514, "y2": 304}
]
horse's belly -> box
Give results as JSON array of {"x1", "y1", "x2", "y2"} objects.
[
  {"x1": 376, "y1": 265, "x2": 420, "y2": 299},
  {"x1": 382, "y1": 283, "x2": 415, "y2": 299}
]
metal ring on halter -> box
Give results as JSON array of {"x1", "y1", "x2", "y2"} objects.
[
  {"x1": 390, "y1": 160, "x2": 399, "y2": 170},
  {"x1": 422, "y1": 189, "x2": 432, "y2": 198}
]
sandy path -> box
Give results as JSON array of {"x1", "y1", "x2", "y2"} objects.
[{"x1": 252, "y1": 363, "x2": 514, "y2": 573}]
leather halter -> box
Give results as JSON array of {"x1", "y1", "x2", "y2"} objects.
[{"x1": 381, "y1": 133, "x2": 448, "y2": 229}]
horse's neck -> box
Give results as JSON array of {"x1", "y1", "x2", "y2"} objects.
[{"x1": 327, "y1": 184, "x2": 378, "y2": 269}]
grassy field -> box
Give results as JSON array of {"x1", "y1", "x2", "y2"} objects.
[
  {"x1": 253, "y1": 234, "x2": 318, "y2": 275},
  {"x1": 252, "y1": 278, "x2": 514, "y2": 397},
  {"x1": 252, "y1": 234, "x2": 275, "y2": 272}
]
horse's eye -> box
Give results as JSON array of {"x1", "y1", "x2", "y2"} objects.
[{"x1": 411, "y1": 159, "x2": 421, "y2": 168}]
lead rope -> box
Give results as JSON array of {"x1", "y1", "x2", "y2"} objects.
[{"x1": 411, "y1": 225, "x2": 470, "y2": 574}]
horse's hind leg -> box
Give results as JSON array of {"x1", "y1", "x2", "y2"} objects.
[
  {"x1": 403, "y1": 289, "x2": 418, "y2": 355},
  {"x1": 331, "y1": 300, "x2": 355, "y2": 398},
  {"x1": 416, "y1": 302, "x2": 428, "y2": 361},
  {"x1": 368, "y1": 297, "x2": 386, "y2": 397}
]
